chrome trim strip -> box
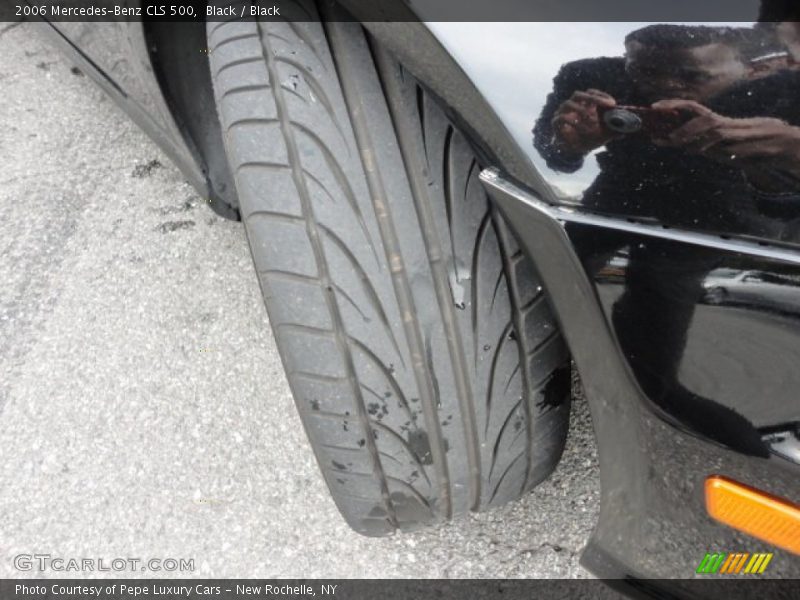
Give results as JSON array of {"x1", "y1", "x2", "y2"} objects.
[{"x1": 479, "y1": 167, "x2": 800, "y2": 266}]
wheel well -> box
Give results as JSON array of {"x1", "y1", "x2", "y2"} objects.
[
  {"x1": 143, "y1": 21, "x2": 240, "y2": 220},
  {"x1": 143, "y1": 15, "x2": 545, "y2": 222}
]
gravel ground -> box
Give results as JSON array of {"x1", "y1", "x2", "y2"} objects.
[{"x1": 0, "y1": 23, "x2": 600, "y2": 579}]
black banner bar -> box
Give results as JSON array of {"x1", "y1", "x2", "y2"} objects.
[
  {"x1": 0, "y1": 0, "x2": 775, "y2": 23},
  {"x1": 1, "y1": 579, "x2": 799, "y2": 600}
]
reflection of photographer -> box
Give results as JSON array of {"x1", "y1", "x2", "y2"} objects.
[
  {"x1": 533, "y1": 24, "x2": 786, "y2": 236},
  {"x1": 530, "y1": 24, "x2": 789, "y2": 458},
  {"x1": 536, "y1": 25, "x2": 761, "y2": 174},
  {"x1": 762, "y1": 1, "x2": 800, "y2": 62}
]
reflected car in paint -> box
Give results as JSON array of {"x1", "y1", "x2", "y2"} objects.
[{"x1": 702, "y1": 269, "x2": 800, "y2": 313}]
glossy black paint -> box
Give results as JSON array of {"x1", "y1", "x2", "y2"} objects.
[
  {"x1": 472, "y1": 17, "x2": 800, "y2": 583},
  {"x1": 433, "y1": 19, "x2": 800, "y2": 237},
  {"x1": 482, "y1": 169, "x2": 800, "y2": 590},
  {"x1": 584, "y1": 231, "x2": 800, "y2": 440}
]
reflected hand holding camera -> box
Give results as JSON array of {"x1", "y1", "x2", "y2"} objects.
[
  {"x1": 550, "y1": 88, "x2": 619, "y2": 156},
  {"x1": 651, "y1": 97, "x2": 800, "y2": 191}
]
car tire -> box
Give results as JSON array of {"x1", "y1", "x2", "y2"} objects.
[
  {"x1": 207, "y1": 7, "x2": 571, "y2": 535},
  {"x1": 705, "y1": 286, "x2": 728, "y2": 305}
]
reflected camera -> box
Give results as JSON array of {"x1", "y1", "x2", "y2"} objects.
[{"x1": 600, "y1": 106, "x2": 690, "y2": 137}]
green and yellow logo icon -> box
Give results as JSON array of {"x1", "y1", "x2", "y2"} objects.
[{"x1": 696, "y1": 552, "x2": 773, "y2": 574}]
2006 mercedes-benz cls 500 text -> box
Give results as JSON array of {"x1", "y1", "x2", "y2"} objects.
[{"x1": 29, "y1": 0, "x2": 800, "y2": 595}]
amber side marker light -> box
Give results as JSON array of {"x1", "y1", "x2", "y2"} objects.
[{"x1": 706, "y1": 476, "x2": 800, "y2": 555}]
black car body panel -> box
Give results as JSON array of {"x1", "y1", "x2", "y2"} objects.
[
  {"x1": 482, "y1": 171, "x2": 800, "y2": 591},
  {"x1": 36, "y1": 1, "x2": 800, "y2": 592}
]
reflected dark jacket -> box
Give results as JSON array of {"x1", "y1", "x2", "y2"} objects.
[
  {"x1": 712, "y1": 68, "x2": 800, "y2": 224},
  {"x1": 532, "y1": 57, "x2": 776, "y2": 237}
]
